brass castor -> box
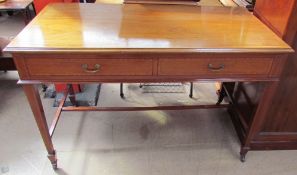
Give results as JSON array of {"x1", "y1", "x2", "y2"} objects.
[
  {"x1": 240, "y1": 154, "x2": 246, "y2": 162},
  {"x1": 52, "y1": 160, "x2": 58, "y2": 170}
]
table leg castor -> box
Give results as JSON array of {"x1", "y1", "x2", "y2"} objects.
[
  {"x1": 240, "y1": 147, "x2": 248, "y2": 163},
  {"x1": 52, "y1": 160, "x2": 58, "y2": 170},
  {"x1": 48, "y1": 150, "x2": 58, "y2": 170},
  {"x1": 240, "y1": 154, "x2": 246, "y2": 162}
]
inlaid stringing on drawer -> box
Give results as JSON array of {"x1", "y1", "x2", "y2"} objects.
[
  {"x1": 158, "y1": 58, "x2": 274, "y2": 76},
  {"x1": 25, "y1": 58, "x2": 153, "y2": 76}
]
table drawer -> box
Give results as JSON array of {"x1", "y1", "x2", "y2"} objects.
[
  {"x1": 25, "y1": 58, "x2": 153, "y2": 76},
  {"x1": 158, "y1": 58, "x2": 273, "y2": 76}
]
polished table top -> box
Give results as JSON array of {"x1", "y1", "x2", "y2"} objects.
[
  {"x1": 5, "y1": 3, "x2": 292, "y2": 53},
  {"x1": 0, "y1": 0, "x2": 33, "y2": 10}
]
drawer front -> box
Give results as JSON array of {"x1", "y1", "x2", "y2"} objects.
[
  {"x1": 158, "y1": 58, "x2": 273, "y2": 76},
  {"x1": 25, "y1": 58, "x2": 153, "y2": 76}
]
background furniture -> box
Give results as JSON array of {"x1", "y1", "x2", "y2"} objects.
[
  {"x1": 246, "y1": 0, "x2": 255, "y2": 11},
  {"x1": 219, "y1": 0, "x2": 297, "y2": 156},
  {"x1": 0, "y1": 0, "x2": 36, "y2": 24},
  {"x1": 233, "y1": 0, "x2": 255, "y2": 11},
  {"x1": 251, "y1": 0, "x2": 297, "y2": 150},
  {"x1": 33, "y1": 0, "x2": 79, "y2": 14},
  {"x1": 0, "y1": 37, "x2": 15, "y2": 71},
  {"x1": 120, "y1": 82, "x2": 194, "y2": 99},
  {"x1": 0, "y1": 0, "x2": 36, "y2": 71}
]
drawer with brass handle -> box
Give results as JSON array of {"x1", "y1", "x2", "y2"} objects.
[
  {"x1": 81, "y1": 64, "x2": 101, "y2": 73},
  {"x1": 207, "y1": 63, "x2": 225, "y2": 72},
  {"x1": 23, "y1": 58, "x2": 153, "y2": 77},
  {"x1": 158, "y1": 58, "x2": 274, "y2": 77}
]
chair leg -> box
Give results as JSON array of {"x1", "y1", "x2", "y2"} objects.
[
  {"x1": 7, "y1": 11, "x2": 13, "y2": 16},
  {"x1": 42, "y1": 84, "x2": 48, "y2": 92},
  {"x1": 120, "y1": 83, "x2": 124, "y2": 99},
  {"x1": 67, "y1": 84, "x2": 78, "y2": 106},
  {"x1": 189, "y1": 82, "x2": 194, "y2": 98},
  {"x1": 216, "y1": 84, "x2": 226, "y2": 105}
]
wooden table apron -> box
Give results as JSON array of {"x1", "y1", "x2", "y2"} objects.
[
  {"x1": 4, "y1": 3, "x2": 293, "y2": 169},
  {"x1": 10, "y1": 50, "x2": 287, "y2": 168}
]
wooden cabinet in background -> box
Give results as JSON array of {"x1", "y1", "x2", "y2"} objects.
[
  {"x1": 227, "y1": 0, "x2": 297, "y2": 153},
  {"x1": 254, "y1": 0, "x2": 297, "y2": 142},
  {"x1": 254, "y1": 0, "x2": 297, "y2": 44}
]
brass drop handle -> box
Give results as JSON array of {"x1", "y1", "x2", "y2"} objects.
[
  {"x1": 81, "y1": 64, "x2": 100, "y2": 73},
  {"x1": 207, "y1": 63, "x2": 225, "y2": 72}
]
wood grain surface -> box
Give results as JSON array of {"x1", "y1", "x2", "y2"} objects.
[{"x1": 5, "y1": 3, "x2": 292, "y2": 53}]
